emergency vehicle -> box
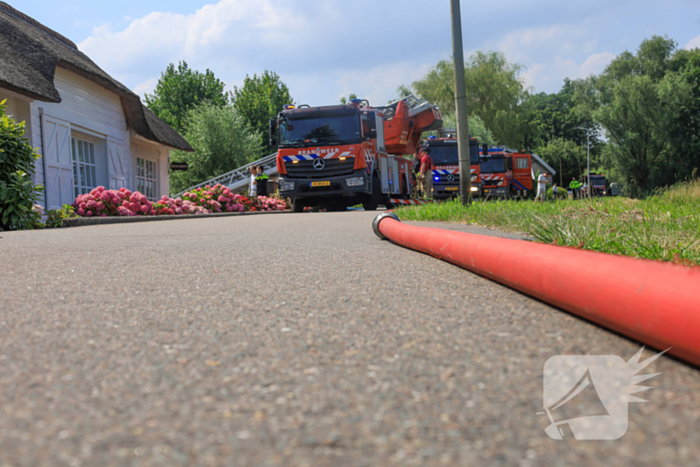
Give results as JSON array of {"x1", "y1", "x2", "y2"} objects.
[
  {"x1": 583, "y1": 173, "x2": 608, "y2": 196},
  {"x1": 479, "y1": 147, "x2": 533, "y2": 199},
  {"x1": 422, "y1": 131, "x2": 483, "y2": 199},
  {"x1": 271, "y1": 96, "x2": 442, "y2": 212}
]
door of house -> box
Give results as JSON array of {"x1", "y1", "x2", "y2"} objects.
[
  {"x1": 107, "y1": 137, "x2": 128, "y2": 190},
  {"x1": 41, "y1": 114, "x2": 74, "y2": 210}
]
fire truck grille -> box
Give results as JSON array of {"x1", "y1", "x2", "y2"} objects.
[
  {"x1": 285, "y1": 159, "x2": 355, "y2": 179},
  {"x1": 434, "y1": 174, "x2": 460, "y2": 184}
]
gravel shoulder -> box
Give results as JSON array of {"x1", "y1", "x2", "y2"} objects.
[{"x1": 0, "y1": 211, "x2": 698, "y2": 466}]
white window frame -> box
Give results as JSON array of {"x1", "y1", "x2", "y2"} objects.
[
  {"x1": 136, "y1": 157, "x2": 158, "y2": 201},
  {"x1": 72, "y1": 137, "x2": 97, "y2": 198}
]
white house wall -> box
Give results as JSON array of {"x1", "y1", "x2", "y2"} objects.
[
  {"x1": 30, "y1": 67, "x2": 130, "y2": 194},
  {"x1": 130, "y1": 138, "x2": 171, "y2": 199}
]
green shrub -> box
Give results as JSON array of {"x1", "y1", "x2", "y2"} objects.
[
  {"x1": 0, "y1": 100, "x2": 43, "y2": 230},
  {"x1": 45, "y1": 204, "x2": 77, "y2": 228}
]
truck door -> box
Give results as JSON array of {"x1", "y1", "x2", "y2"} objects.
[
  {"x1": 390, "y1": 157, "x2": 400, "y2": 194},
  {"x1": 512, "y1": 155, "x2": 532, "y2": 191},
  {"x1": 380, "y1": 156, "x2": 390, "y2": 194}
]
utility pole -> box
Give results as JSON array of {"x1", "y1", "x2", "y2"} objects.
[
  {"x1": 586, "y1": 132, "x2": 591, "y2": 200},
  {"x1": 574, "y1": 127, "x2": 593, "y2": 200},
  {"x1": 450, "y1": 0, "x2": 472, "y2": 205}
]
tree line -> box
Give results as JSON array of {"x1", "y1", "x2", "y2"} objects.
[
  {"x1": 146, "y1": 35, "x2": 700, "y2": 197},
  {"x1": 399, "y1": 36, "x2": 700, "y2": 197},
  {"x1": 144, "y1": 62, "x2": 293, "y2": 194}
]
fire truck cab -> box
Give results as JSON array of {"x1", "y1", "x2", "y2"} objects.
[
  {"x1": 423, "y1": 132, "x2": 482, "y2": 200},
  {"x1": 480, "y1": 148, "x2": 533, "y2": 199},
  {"x1": 272, "y1": 96, "x2": 442, "y2": 212}
]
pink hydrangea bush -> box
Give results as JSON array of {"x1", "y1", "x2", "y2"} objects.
[
  {"x1": 255, "y1": 196, "x2": 289, "y2": 212},
  {"x1": 72, "y1": 187, "x2": 155, "y2": 217},
  {"x1": 72, "y1": 184, "x2": 289, "y2": 218},
  {"x1": 184, "y1": 184, "x2": 244, "y2": 213}
]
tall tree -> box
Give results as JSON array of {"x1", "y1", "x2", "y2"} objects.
[
  {"x1": 534, "y1": 138, "x2": 588, "y2": 188},
  {"x1": 169, "y1": 104, "x2": 263, "y2": 195},
  {"x1": 231, "y1": 71, "x2": 294, "y2": 154},
  {"x1": 667, "y1": 47, "x2": 700, "y2": 180},
  {"x1": 144, "y1": 61, "x2": 228, "y2": 133},
  {"x1": 528, "y1": 79, "x2": 599, "y2": 148},
  {"x1": 406, "y1": 52, "x2": 535, "y2": 147},
  {"x1": 576, "y1": 36, "x2": 694, "y2": 196}
]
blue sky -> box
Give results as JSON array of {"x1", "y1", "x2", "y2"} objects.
[{"x1": 17, "y1": 0, "x2": 700, "y2": 107}]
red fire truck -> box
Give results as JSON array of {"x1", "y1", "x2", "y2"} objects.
[
  {"x1": 271, "y1": 96, "x2": 442, "y2": 212},
  {"x1": 480, "y1": 147, "x2": 533, "y2": 199},
  {"x1": 423, "y1": 132, "x2": 483, "y2": 199}
]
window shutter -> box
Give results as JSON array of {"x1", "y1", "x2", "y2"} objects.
[{"x1": 41, "y1": 114, "x2": 74, "y2": 210}]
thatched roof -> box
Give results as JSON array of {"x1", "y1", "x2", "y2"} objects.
[{"x1": 0, "y1": 2, "x2": 193, "y2": 151}]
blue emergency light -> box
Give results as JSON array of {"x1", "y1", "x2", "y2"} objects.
[
  {"x1": 350, "y1": 99, "x2": 362, "y2": 105},
  {"x1": 434, "y1": 177, "x2": 440, "y2": 181},
  {"x1": 429, "y1": 136, "x2": 436, "y2": 139}
]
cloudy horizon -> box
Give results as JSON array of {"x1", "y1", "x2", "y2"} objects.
[{"x1": 17, "y1": 0, "x2": 700, "y2": 106}]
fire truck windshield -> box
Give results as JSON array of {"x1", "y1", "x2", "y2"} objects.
[
  {"x1": 428, "y1": 144, "x2": 480, "y2": 165},
  {"x1": 481, "y1": 156, "x2": 505, "y2": 173},
  {"x1": 428, "y1": 146, "x2": 458, "y2": 165},
  {"x1": 279, "y1": 112, "x2": 361, "y2": 147}
]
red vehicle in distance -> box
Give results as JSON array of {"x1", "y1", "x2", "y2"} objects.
[{"x1": 479, "y1": 147, "x2": 533, "y2": 199}]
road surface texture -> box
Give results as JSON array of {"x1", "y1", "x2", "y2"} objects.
[{"x1": 1, "y1": 211, "x2": 698, "y2": 466}]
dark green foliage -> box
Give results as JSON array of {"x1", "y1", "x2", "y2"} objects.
[
  {"x1": 575, "y1": 36, "x2": 695, "y2": 196},
  {"x1": 0, "y1": 100, "x2": 43, "y2": 231},
  {"x1": 528, "y1": 79, "x2": 599, "y2": 148},
  {"x1": 231, "y1": 71, "x2": 294, "y2": 154},
  {"x1": 144, "y1": 61, "x2": 229, "y2": 133},
  {"x1": 169, "y1": 104, "x2": 263, "y2": 195},
  {"x1": 44, "y1": 204, "x2": 76, "y2": 228}
]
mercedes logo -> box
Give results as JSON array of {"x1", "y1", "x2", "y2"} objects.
[
  {"x1": 447, "y1": 174, "x2": 455, "y2": 182},
  {"x1": 313, "y1": 158, "x2": 326, "y2": 170}
]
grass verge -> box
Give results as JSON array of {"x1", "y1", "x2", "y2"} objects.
[{"x1": 395, "y1": 179, "x2": 700, "y2": 265}]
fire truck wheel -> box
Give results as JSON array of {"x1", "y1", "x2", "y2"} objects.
[
  {"x1": 292, "y1": 197, "x2": 305, "y2": 213},
  {"x1": 363, "y1": 174, "x2": 381, "y2": 211}
]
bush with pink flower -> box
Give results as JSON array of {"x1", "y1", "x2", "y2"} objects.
[
  {"x1": 71, "y1": 184, "x2": 288, "y2": 218},
  {"x1": 72, "y1": 187, "x2": 156, "y2": 217},
  {"x1": 183, "y1": 184, "x2": 245, "y2": 213}
]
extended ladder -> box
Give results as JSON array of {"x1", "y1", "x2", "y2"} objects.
[{"x1": 173, "y1": 152, "x2": 278, "y2": 197}]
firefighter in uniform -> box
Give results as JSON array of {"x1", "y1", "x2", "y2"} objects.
[
  {"x1": 412, "y1": 153, "x2": 423, "y2": 198},
  {"x1": 419, "y1": 147, "x2": 434, "y2": 199}
]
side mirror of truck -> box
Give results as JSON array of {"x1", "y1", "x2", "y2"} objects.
[{"x1": 269, "y1": 119, "x2": 277, "y2": 147}]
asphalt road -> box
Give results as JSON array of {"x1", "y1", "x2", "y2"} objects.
[{"x1": 1, "y1": 211, "x2": 699, "y2": 466}]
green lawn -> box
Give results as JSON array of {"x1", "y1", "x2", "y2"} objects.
[{"x1": 395, "y1": 179, "x2": 700, "y2": 265}]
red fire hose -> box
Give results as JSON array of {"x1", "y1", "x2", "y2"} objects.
[{"x1": 372, "y1": 213, "x2": 700, "y2": 367}]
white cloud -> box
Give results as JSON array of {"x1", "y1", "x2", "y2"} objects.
[
  {"x1": 523, "y1": 52, "x2": 616, "y2": 92},
  {"x1": 133, "y1": 77, "x2": 159, "y2": 98},
  {"x1": 686, "y1": 35, "x2": 700, "y2": 50}
]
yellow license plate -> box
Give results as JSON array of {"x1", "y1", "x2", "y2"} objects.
[
  {"x1": 445, "y1": 187, "x2": 459, "y2": 191},
  {"x1": 311, "y1": 181, "x2": 331, "y2": 187}
]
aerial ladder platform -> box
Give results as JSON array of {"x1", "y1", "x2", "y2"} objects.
[{"x1": 173, "y1": 152, "x2": 278, "y2": 198}]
